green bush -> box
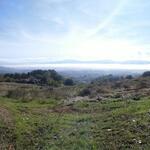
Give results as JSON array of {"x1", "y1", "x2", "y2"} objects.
[{"x1": 64, "y1": 78, "x2": 74, "y2": 86}]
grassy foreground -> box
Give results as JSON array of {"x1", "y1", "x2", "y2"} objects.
[{"x1": 0, "y1": 97, "x2": 150, "y2": 150}]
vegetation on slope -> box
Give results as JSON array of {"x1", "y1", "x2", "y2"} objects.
[
  {"x1": 0, "y1": 69, "x2": 74, "y2": 87},
  {"x1": 0, "y1": 70, "x2": 150, "y2": 149},
  {"x1": 1, "y1": 96, "x2": 150, "y2": 149}
]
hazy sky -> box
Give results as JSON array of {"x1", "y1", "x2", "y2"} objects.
[{"x1": 0, "y1": 0, "x2": 150, "y2": 62}]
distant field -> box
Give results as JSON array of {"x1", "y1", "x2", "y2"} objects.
[{"x1": 1, "y1": 96, "x2": 150, "y2": 149}]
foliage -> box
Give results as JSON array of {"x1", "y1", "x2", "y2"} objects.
[
  {"x1": 64, "y1": 78, "x2": 74, "y2": 86},
  {"x1": 142, "y1": 71, "x2": 150, "y2": 77},
  {"x1": 1, "y1": 70, "x2": 64, "y2": 86},
  {"x1": 126, "y1": 75, "x2": 133, "y2": 79},
  {"x1": 79, "y1": 88, "x2": 91, "y2": 96}
]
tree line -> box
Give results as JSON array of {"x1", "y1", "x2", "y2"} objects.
[{"x1": 0, "y1": 70, "x2": 74, "y2": 86}]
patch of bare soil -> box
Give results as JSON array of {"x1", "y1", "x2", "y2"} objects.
[
  {"x1": 0, "y1": 107, "x2": 15, "y2": 150},
  {"x1": 0, "y1": 107, "x2": 13, "y2": 125}
]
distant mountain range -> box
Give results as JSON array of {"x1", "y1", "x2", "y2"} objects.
[
  {"x1": 0, "y1": 66, "x2": 29, "y2": 74},
  {"x1": 1, "y1": 59, "x2": 150, "y2": 65},
  {"x1": 48, "y1": 60, "x2": 150, "y2": 64},
  {"x1": 0, "y1": 66, "x2": 16, "y2": 74},
  {"x1": 0, "y1": 59, "x2": 150, "y2": 69}
]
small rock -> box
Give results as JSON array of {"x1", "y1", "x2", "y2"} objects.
[
  {"x1": 138, "y1": 140, "x2": 142, "y2": 144},
  {"x1": 107, "y1": 129, "x2": 112, "y2": 132},
  {"x1": 132, "y1": 119, "x2": 136, "y2": 122},
  {"x1": 53, "y1": 136, "x2": 58, "y2": 140}
]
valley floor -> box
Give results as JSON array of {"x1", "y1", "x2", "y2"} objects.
[{"x1": 1, "y1": 96, "x2": 150, "y2": 149}]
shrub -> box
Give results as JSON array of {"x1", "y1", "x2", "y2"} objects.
[
  {"x1": 1, "y1": 69, "x2": 63, "y2": 86},
  {"x1": 142, "y1": 71, "x2": 150, "y2": 77},
  {"x1": 64, "y1": 78, "x2": 74, "y2": 86},
  {"x1": 133, "y1": 95, "x2": 141, "y2": 101},
  {"x1": 126, "y1": 75, "x2": 133, "y2": 79},
  {"x1": 79, "y1": 88, "x2": 91, "y2": 97}
]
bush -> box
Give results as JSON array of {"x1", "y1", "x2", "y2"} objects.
[
  {"x1": 64, "y1": 78, "x2": 74, "y2": 86},
  {"x1": 1, "y1": 69, "x2": 64, "y2": 86},
  {"x1": 79, "y1": 88, "x2": 91, "y2": 97},
  {"x1": 126, "y1": 75, "x2": 133, "y2": 79},
  {"x1": 142, "y1": 71, "x2": 150, "y2": 77},
  {"x1": 132, "y1": 95, "x2": 141, "y2": 101}
]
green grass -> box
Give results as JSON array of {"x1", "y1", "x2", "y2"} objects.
[{"x1": 1, "y1": 97, "x2": 150, "y2": 149}]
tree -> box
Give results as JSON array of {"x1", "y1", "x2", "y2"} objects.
[
  {"x1": 126, "y1": 75, "x2": 133, "y2": 79},
  {"x1": 64, "y1": 78, "x2": 74, "y2": 86},
  {"x1": 1, "y1": 69, "x2": 64, "y2": 86},
  {"x1": 142, "y1": 71, "x2": 150, "y2": 77}
]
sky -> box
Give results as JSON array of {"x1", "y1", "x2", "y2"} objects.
[{"x1": 0, "y1": 0, "x2": 150, "y2": 64}]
